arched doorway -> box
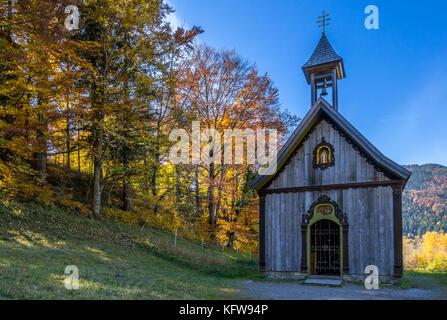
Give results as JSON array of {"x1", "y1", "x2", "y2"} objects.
[
  {"x1": 310, "y1": 219, "x2": 340, "y2": 275},
  {"x1": 301, "y1": 195, "x2": 349, "y2": 276}
]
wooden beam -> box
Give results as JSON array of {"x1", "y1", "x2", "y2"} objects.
[
  {"x1": 316, "y1": 82, "x2": 334, "y2": 90},
  {"x1": 264, "y1": 180, "x2": 404, "y2": 194},
  {"x1": 392, "y1": 184, "x2": 403, "y2": 277},
  {"x1": 315, "y1": 73, "x2": 333, "y2": 80},
  {"x1": 259, "y1": 194, "x2": 266, "y2": 271},
  {"x1": 342, "y1": 224, "x2": 349, "y2": 274},
  {"x1": 300, "y1": 225, "x2": 307, "y2": 273},
  {"x1": 332, "y1": 68, "x2": 338, "y2": 110}
]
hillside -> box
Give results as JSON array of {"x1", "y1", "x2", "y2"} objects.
[
  {"x1": 403, "y1": 164, "x2": 447, "y2": 237},
  {"x1": 1, "y1": 163, "x2": 445, "y2": 299},
  {"x1": 0, "y1": 200, "x2": 258, "y2": 299}
]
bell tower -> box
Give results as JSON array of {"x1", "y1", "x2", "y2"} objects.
[{"x1": 302, "y1": 11, "x2": 345, "y2": 110}]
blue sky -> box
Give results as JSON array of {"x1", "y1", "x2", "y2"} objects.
[{"x1": 168, "y1": 0, "x2": 447, "y2": 166}]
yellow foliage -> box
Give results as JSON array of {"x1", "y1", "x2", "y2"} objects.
[
  {"x1": 58, "y1": 194, "x2": 91, "y2": 217},
  {"x1": 422, "y1": 231, "x2": 447, "y2": 257},
  {"x1": 404, "y1": 231, "x2": 447, "y2": 272},
  {"x1": 427, "y1": 253, "x2": 447, "y2": 272},
  {"x1": 0, "y1": 161, "x2": 18, "y2": 199},
  {"x1": 19, "y1": 182, "x2": 54, "y2": 206},
  {"x1": 103, "y1": 207, "x2": 141, "y2": 224},
  {"x1": 196, "y1": 212, "x2": 212, "y2": 241},
  {"x1": 0, "y1": 160, "x2": 54, "y2": 206}
]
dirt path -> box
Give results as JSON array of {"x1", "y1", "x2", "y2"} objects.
[{"x1": 237, "y1": 277, "x2": 447, "y2": 300}]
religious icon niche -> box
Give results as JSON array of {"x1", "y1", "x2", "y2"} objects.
[{"x1": 313, "y1": 137, "x2": 335, "y2": 170}]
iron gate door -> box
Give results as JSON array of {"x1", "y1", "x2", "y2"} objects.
[{"x1": 310, "y1": 219, "x2": 340, "y2": 275}]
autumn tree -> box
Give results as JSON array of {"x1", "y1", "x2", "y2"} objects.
[
  {"x1": 0, "y1": 0, "x2": 85, "y2": 181},
  {"x1": 176, "y1": 44, "x2": 298, "y2": 241},
  {"x1": 71, "y1": 0, "x2": 201, "y2": 216},
  {"x1": 1, "y1": 0, "x2": 297, "y2": 254}
]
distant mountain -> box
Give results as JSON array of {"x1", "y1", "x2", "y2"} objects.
[{"x1": 402, "y1": 164, "x2": 447, "y2": 237}]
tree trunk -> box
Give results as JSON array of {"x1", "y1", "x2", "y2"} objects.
[
  {"x1": 175, "y1": 167, "x2": 181, "y2": 203},
  {"x1": 92, "y1": 126, "x2": 103, "y2": 217},
  {"x1": 66, "y1": 95, "x2": 70, "y2": 169},
  {"x1": 77, "y1": 124, "x2": 81, "y2": 172},
  {"x1": 227, "y1": 232, "x2": 235, "y2": 248},
  {"x1": 34, "y1": 96, "x2": 47, "y2": 182},
  {"x1": 121, "y1": 59, "x2": 132, "y2": 212},
  {"x1": 92, "y1": 80, "x2": 103, "y2": 217},
  {"x1": 214, "y1": 167, "x2": 225, "y2": 223},
  {"x1": 122, "y1": 154, "x2": 132, "y2": 212},
  {"x1": 122, "y1": 177, "x2": 131, "y2": 211},
  {"x1": 207, "y1": 162, "x2": 215, "y2": 225},
  {"x1": 195, "y1": 165, "x2": 200, "y2": 214},
  {"x1": 152, "y1": 127, "x2": 161, "y2": 215}
]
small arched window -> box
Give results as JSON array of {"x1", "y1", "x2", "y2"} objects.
[{"x1": 313, "y1": 137, "x2": 335, "y2": 169}]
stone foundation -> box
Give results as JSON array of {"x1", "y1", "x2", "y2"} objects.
[
  {"x1": 342, "y1": 274, "x2": 402, "y2": 285},
  {"x1": 263, "y1": 271, "x2": 307, "y2": 280},
  {"x1": 262, "y1": 271, "x2": 402, "y2": 284}
]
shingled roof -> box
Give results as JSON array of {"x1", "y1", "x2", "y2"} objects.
[{"x1": 302, "y1": 34, "x2": 343, "y2": 68}]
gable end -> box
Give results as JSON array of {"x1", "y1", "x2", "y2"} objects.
[{"x1": 259, "y1": 111, "x2": 402, "y2": 192}]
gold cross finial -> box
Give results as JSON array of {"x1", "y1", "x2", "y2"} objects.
[{"x1": 317, "y1": 10, "x2": 331, "y2": 34}]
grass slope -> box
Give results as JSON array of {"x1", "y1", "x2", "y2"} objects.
[{"x1": 0, "y1": 200, "x2": 259, "y2": 299}]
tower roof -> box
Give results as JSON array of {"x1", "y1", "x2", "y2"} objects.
[
  {"x1": 302, "y1": 34, "x2": 342, "y2": 68},
  {"x1": 302, "y1": 34, "x2": 346, "y2": 84}
]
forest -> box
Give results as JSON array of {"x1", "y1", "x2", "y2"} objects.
[
  {"x1": 1, "y1": 1, "x2": 446, "y2": 256},
  {"x1": 402, "y1": 164, "x2": 447, "y2": 237},
  {"x1": 0, "y1": 0, "x2": 298, "y2": 253},
  {"x1": 401, "y1": 164, "x2": 447, "y2": 272}
]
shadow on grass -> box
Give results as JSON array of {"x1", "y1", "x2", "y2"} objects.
[{"x1": 0, "y1": 201, "x2": 260, "y2": 299}]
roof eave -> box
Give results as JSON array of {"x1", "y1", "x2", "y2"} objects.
[
  {"x1": 302, "y1": 59, "x2": 345, "y2": 84},
  {"x1": 251, "y1": 100, "x2": 324, "y2": 191}
]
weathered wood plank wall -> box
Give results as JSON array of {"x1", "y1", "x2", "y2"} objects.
[
  {"x1": 264, "y1": 188, "x2": 394, "y2": 275},
  {"x1": 263, "y1": 120, "x2": 395, "y2": 275}
]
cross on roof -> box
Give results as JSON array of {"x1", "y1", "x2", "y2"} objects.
[{"x1": 317, "y1": 10, "x2": 331, "y2": 34}]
